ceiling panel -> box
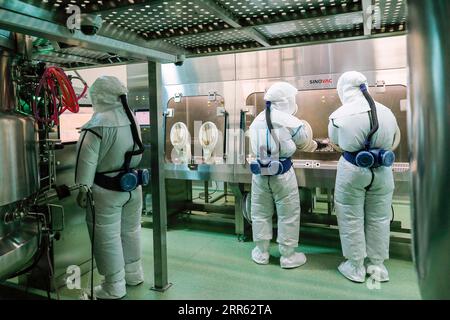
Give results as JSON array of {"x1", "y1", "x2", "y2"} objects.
[
  {"x1": 255, "y1": 11, "x2": 363, "y2": 39},
  {"x1": 13, "y1": 0, "x2": 408, "y2": 59}
]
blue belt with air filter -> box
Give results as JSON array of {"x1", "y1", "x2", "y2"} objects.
[
  {"x1": 250, "y1": 157, "x2": 293, "y2": 176},
  {"x1": 95, "y1": 169, "x2": 150, "y2": 192},
  {"x1": 250, "y1": 100, "x2": 293, "y2": 176},
  {"x1": 343, "y1": 149, "x2": 395, "y2": 169},
  {"x1": 342, "y1": 84, "x2": 396, "y2": 169}
]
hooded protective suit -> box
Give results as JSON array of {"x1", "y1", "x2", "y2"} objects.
[
  {"x1": 328, "y1": 71, "x2": 401, "y2": 283},
  {"x1": 249, "y1": 82, "x2": 317, "y2": 269},
  {"x1": 75, "y1": 76, "x2": 144, "y2": 299}
]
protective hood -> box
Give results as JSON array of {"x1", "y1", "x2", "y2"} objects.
[
  {"x1": 253, "y1": 108, "x2": 303, "y2": 129},
  {"x1": 330, "y1": 71, "x2": 372, "y2": 120},
  {"x1": 90, "y1": 76, "x2": 128, "y2": 113},
  {"x1": 329, "y1": 99, "x2": 372, "y2": 120},
  {"x1": 83, "y1": 76, "x2": 131, "y2": 129},
  {"x1": 264, "y1": 82, "x2": 298, "y2": 115},
  {"x1": 337, "y1": 71, "x2": 369, "y2": 105}
]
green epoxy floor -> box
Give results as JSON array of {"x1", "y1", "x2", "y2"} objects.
[{"x1": 52, "y1": 225, "x2": 420, "y2": 300}]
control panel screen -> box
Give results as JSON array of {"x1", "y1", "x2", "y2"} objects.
[{"x1": 135, "y1": 110, "x2": 150, "y2": 126}]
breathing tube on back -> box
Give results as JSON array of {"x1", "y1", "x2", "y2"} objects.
[
  {"x1": 93, "y1": 95, "x2": 149, "y2": 192},
  {"x1": 360, "y1": 84, "x2": 379, "y2": 150},
  {"x1": 344, "y1": 84, "x2": 395, "y2": 169},
  {"x1": 249, "y1": 100, "x2": 292, "y2": 176},
  {"x1": 265, "y1": 101, "x2": 277, "y2": 156},
  {"x1": 120, "y1": 94, "x2": 145, "y2": 171}
]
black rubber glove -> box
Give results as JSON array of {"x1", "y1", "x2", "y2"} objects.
[{"x1": 314, "y1": 138, "x2": 330, "y2": 150}]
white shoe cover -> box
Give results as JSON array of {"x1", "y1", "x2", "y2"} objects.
[
  {"x1": 251, "y1": 241, "x2": 270, "y2": 265},
  {"x1": 280, "y1": 252, "x2": 307, "y2": 269},
  {"x1": 279, "y1": 245, "x2": 307, "y2": 269},
  {"x1": 338, "y1": 260, "x2": 366, "y2": 283},
  {"x1": 94, "y1": 279, "x2": 126, "y2": 300},
  {"x1": 125, "y1": 260, "x2": 144, "y2": 286},
  {"x1": 366, "y1": 261, "x2": 389, "y2": 282}
]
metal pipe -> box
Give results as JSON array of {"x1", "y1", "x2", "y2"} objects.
[
  {"x1": 148, "y1": 61, "x2": 171, "y2": 292},
  {"x1": 408, "y1": 0, "x2": 450, "y2": 299},
  {"x1": 0, "y1": 48, "x2": 16, "y2": 112}
]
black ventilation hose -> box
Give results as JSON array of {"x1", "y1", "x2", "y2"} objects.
[
  {"x1": 239, "y1": 110, "x2": 246, "y2": 132},
  {"x1": 120, "y1": 95, "x2": 145, "y2": 171},
  {"x1": 223, "y1": 111, "x2": 229, "y2": 157},
  {"x1": 265, "y1": 101, "x2": 280, "y2": 157},
  {"x1": 239, "y1": 110, "x2": 246, "y2": 157},
  {"x1": 360, "y1": 84, "x2": 379, "y2": 148},
  {"x1": 265, "y1": 101, "x2": 274, "y2": 132}
]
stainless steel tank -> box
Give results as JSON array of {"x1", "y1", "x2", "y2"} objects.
[
  {"x1": 0, "y1": 47, "x2": 16, "y2": 112},
  {"x1": 0, "y1": 113, "x2": 40, "y2": 206},
  {"x1": 0, "y1": 49, "x2": 39, "y2": 206},
  {"x1": 0, "y1": 205, "x2": 40, "y2": 280},
  {"x1": 0, "y1": 44, "x2": 40, "y2": 280}
]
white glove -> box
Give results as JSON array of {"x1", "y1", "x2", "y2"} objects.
[{"x1": 297, "y1": 120, "x2": 318, "y2": 152}]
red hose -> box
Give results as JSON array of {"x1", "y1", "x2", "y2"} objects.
[{"x1": 32, "y1": 67, "x2": 86, "y2": 125}]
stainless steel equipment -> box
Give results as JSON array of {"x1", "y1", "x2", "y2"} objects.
[
  {"x1": 0, "y1": 112, "x2": 40, "y2": 206},
  {"x1": 408, "y1": 0, "x2": 450, "y2": 299},
  {"x1": 5, "y1": 0, "x2": 407, "y2": 59},
  {"x1": 0, "y1": 208, "x2": 40, "y2": 280},
  {"x1": 49, "y1": 143, "x2": 93, "y2": 288},
  {"x1": 127, "y1": 35, "x2": 411, "y2": 242},
  {"x1": 0, "y1": 45, "x2": 40, "y2": 280},
  {"x1": 0, "y1": 47, "x2": 16, "y2": 112},
  {"x1": 165, "y1": 95, "x2": 227, "y2": 164},
  {"x1": 0, "y1": 50, "x2": 39, "y2": 206}
]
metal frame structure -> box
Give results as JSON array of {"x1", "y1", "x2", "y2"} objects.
[
  {"x1": 0, "y1": 0, "x2": 180, "y2": 67},
  {"x1": 148, "y1": 61, "x2": 172, "y2": 291},
  {"x1": 0, "y1": 1, "x2": 407, "y2": 67}
]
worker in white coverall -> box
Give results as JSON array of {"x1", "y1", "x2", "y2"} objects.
[
  {"x1": 328, "y1": 71, "x2": 401, "y2": 283},
  {"x1": 249, "y1": 82, "x2": 319, "y2": 269},
  {"x1": 75, "y1": 76, "x2": 145, "y2": 299}
]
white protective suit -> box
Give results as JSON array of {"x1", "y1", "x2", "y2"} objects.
[
  {"x1": 328, "y1": 71, "x2": 401, "y2": 283},
  {"x1": 249, "y1": 82, "x2": 317, "y2": 269},
  {"x1": 75, "y1": 76, "x2": 144, "y2": 299}
]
